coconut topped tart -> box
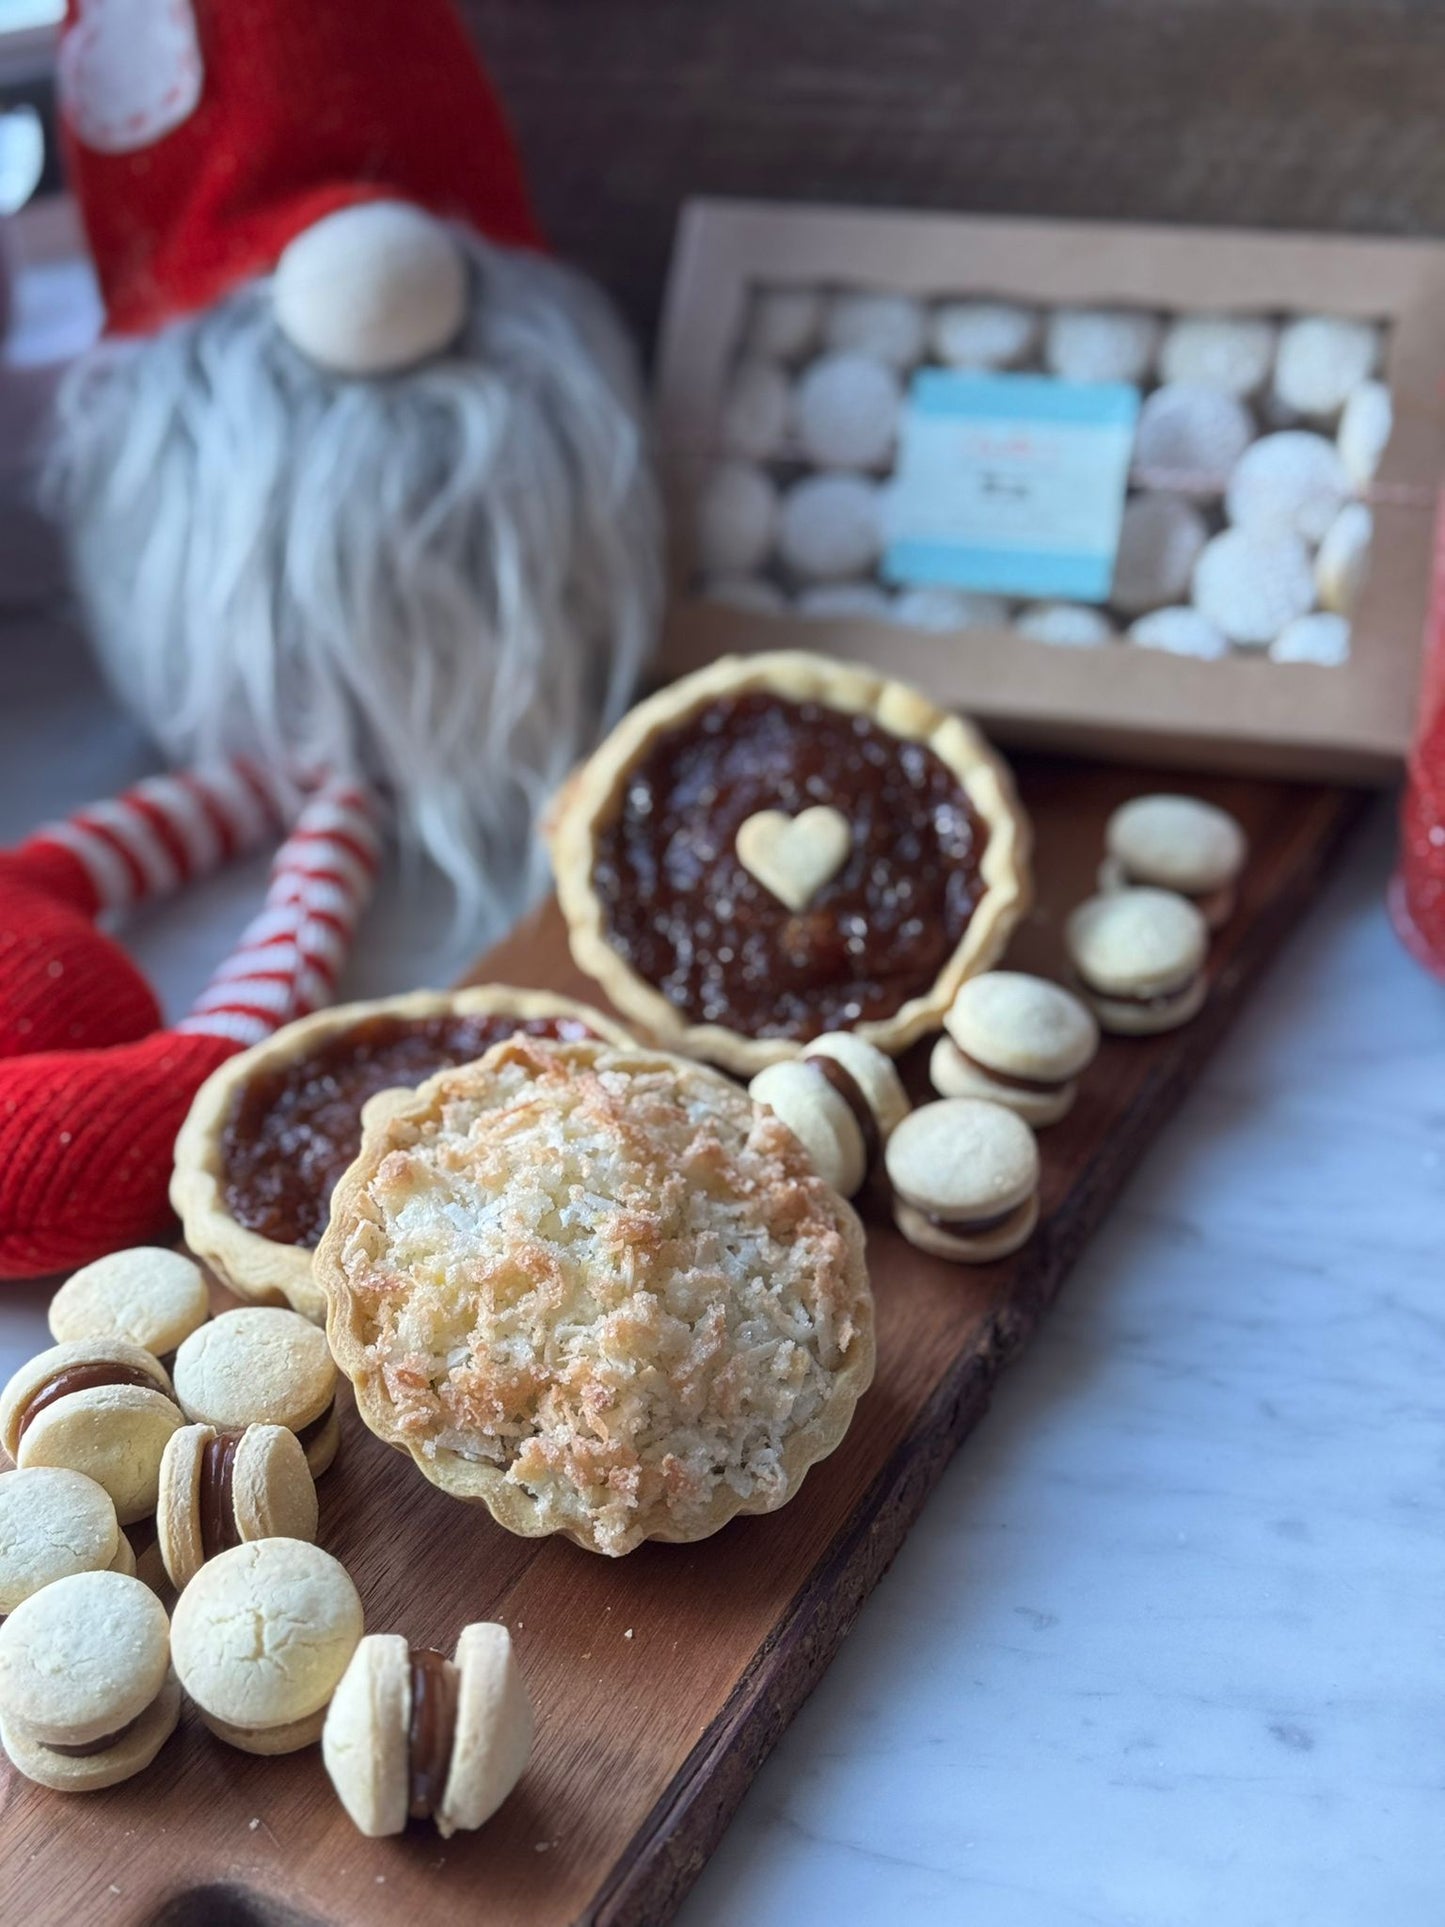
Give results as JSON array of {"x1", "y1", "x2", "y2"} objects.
[
  {"x1": 315, "y1": 1037, "x2": 873, "y2": 1555},
  {"x1": 548, "y1": 651, "x2": 1030, "y2": 1073},
  {"x1": 172, "y1": 986, "x2": 631, "y2": 1321}
]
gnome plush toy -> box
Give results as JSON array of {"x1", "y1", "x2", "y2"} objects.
[{"x1": 49, "y1": 0, "x2": 660, "y2": 928}]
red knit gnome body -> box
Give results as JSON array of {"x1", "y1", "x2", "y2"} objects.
[{"x1": 0, "y1": 769, "x2": 378, "y2": 1277}]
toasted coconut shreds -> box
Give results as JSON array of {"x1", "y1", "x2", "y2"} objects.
[{"x1": 317, "y1": 1039, "x2": 873, "y2": 1554}]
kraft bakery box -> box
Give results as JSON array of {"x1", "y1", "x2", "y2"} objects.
[{"x1": 654, "y1": 200, "x2": 1445, "y2": 780}]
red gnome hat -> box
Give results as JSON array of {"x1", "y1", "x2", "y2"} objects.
[{"x1": 58, "y1": 0, "x2": 543, "y2": 335}]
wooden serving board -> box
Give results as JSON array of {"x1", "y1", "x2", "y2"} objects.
[{"x1": 1, "y1": 760, "x2": 1362, "y2": 1927}]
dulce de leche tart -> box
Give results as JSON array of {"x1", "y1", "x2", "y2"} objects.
[
  {"x1": 172, "y1": 987, "x2": 631, "y2": 1321},
  {"x1": 315, "y1": 1037, "x2": 873, "y2": 1555},
  {"x1": 549, "y1": 651, "x2": 1030, "y2": 1072}
]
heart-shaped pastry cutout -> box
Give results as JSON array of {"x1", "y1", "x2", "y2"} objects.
[{"x1": 735, "y1": 806, "x2": 851, "y2": 912}]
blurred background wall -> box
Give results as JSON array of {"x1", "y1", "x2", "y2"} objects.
[{"x1": 458, "y1": 0, "x2": 1445, "y2": 345}]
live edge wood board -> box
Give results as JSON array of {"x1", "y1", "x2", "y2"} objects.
[{"x1": 1, "y1": 760, "x2": 1362, "y2": 1927}]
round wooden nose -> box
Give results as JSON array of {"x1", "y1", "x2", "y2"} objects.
[{"x1": 272, "y1": 201, "x2": 469, "y2": 377}]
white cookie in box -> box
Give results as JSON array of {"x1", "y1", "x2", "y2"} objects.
[
  {"x1": 695, "y1": 462, "x2": 779, "y2": 577},
  {"x1": 777, "y1": 474, "x2": 882, "y2": 581}
]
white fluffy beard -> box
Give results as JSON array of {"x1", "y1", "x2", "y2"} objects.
[{"x1": 49, "y1": 232, "x2": 662, "y2": 935}]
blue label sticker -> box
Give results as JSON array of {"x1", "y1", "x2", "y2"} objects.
[{"x1": 882, "y1": 371, "x2": 1140, "y2": 602}]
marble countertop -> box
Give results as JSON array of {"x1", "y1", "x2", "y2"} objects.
[{"x1": 1, "y1": 608, "x2": 1441, "y2": 1924}]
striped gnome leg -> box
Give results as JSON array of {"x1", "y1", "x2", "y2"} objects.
[
  {"x1": 0, "y1": 760, "x2": 283, "y2": 1058},
  {"x1": 0, "y1": 779, "x2": 378, "y2": 1280}
]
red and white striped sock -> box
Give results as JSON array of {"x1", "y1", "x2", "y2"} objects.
[
  {"x1": 180, "y1": 779, "x2": 381, "y2": 1048},
  {"x1": 18, "y1": 759, "x2": 286, "y2": 916}
]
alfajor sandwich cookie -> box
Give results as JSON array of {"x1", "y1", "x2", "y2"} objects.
[
  {"x1": 1066, "y1": 887, "x2": 1209, "y2": 1035},
  {"x1": 749, "y1": 1031, "x2": 909, "y2": 1196},
  {"x1": 885, "y1": 1098, "x2": 1041, "y2": 1263},
  {"x1": 0, "y1": 1568, "x2": 179, "y2": 1789},
  {"x1": 930, "y1": 973, "x2": 1098, "y2": 1126},
  {"x1": 0, "y1": 1339, "x2": 183, "y2": 1525},
  {"x1": 157, "y1": 1423, "x2": 318, "y2": 1592},
  {"x1": 0, "y1": 1466, "x2": 131, "y2": 1614},
  {"x1": 171, "y1": 1537, "x2": 363, "y2": 1753},
  {"x1": 323, "y1": 1623, "x2": 533, "y2": 1838},
  {"x1": 48, "y1": 1248, "x2": 209, "y2": 1361},
  {"x1": 1100, "y1": 794, "x2": 1247, "y2": 929},
  {"x1": 172, "y1": 1306, "x2": 339, "y2": 1476}
]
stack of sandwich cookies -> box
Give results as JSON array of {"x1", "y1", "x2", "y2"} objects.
[
  {"x1": 158, "y1": 1424, "x2": 319, "y2": 1591},
  {"x1": 886, "y1": 1099, "x2": 1041, "y2": 1262},
  {"x1": 0, "y1": 1569, "x2": 179, "y2": 1789},
  {"x1": 171, "y1": 1538, "x2": 363, "y2": 1753},
  {"x1": 748, "y1": 1031, "x2": 909, "y2": 1197},
  {"x1": 1067, "y1": 888, "x2": 1210, "y2": 1035},
  {"x1": 0, "y1": 1467, "x2": 132, "y2": 1613},
  {"x1": 930, "y1": 973, "x2": 1098, "y2": 1126},
  {"x1": 48, "y1": 1248, "x2": 210, "y2": 1361},
  {"x1": 323, "y1": 1623, "x2": 533, "y2": 1838},
  {"x1": 0, "y1": 1340, "x2": 183, "y2": 1524},
  {"x1": 1099, "y1": 794, "x2": 1247, "y2": 929},
  {"x1": 172, "y1": 1307, "x2": 340, "y2": 1476}
]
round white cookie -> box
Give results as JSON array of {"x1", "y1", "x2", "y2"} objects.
[
  {"x1": 1336, "y1": 379, "x2": 1392, "y2": 488},
  {"x1": 823, "y1": 292, "x2": 927, "y2": 370},
  {"x1": 746, "y1": 287, "x2": 822, "y2": 362},
  {"x1": 1270, "y1": 612, "x2": 1351, "y2": 667},
  {"x1": 1314, "y1": 502, "x2": 1372, "y2": 616},
  {"x1": 0, "y1": 1467, "x2": 121, "y2": 1614},
  {"x1": 1066, "y1": 887, "x2": 1209, "y2": 1035},
  {"x1": 1016, "y1": 602, "x2": 1118, "y2": 647},
  {"x1": 1191, "y1": 527, "x2": 1314, "y2": 648},
  {"x1": 695, "y1": 461, "x2": 778, "y2": 577},
  {"x1": 1101, "y1": 793, "x2": 1246, "y2": 927},
  {"x1": 930, "y1": 301, "x2": 1040, "y2": 369},
  {"x1": 886, "y1": 1099, "x2": 1041, "y2": 1263},
  {"x1": 777, "y1": 474, "x2": 882, "y2": 581},
  {"x1": 1271, "y1": 316, "x2": 1380, "y2": 421},
  {"x1": 890, "y1": 587, "x2": 1012, "y2": 632},
  {"x1": 48, "y1": 1249, "x2": 209, "y2": 1357},
  {"x1": 931, "y1": 972, "x2": 1098, "y2": 1126},
  {"x1": 718, "y1": 358, "x2": 792, "y2": 461},
  {"x1": 1045, "y1": 308, "x2": 1161, "y2": 385},
  {"x1": 1131, "y1": 384, "x2": 1255, "y2": 494},
  {"x1": 1158, "y1": 314, "x2": 1277, "y2": 397},
  {"x1": 794, "y1": 352, "x2": 901, "y2": 469},
  {"x1": 1225, "y1": 431, "x2": 1352, "y2": 544},
  {"x1": 1127, "y1": 607, "x2": 1229, "y2": 660}
]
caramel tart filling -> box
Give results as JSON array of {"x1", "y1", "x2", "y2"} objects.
[{"x1": 220, "y1": 1010, "x2": 597, "y2": 1249}]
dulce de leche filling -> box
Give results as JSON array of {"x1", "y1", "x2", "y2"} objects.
[
  {"x1": 924, "y1": 1198, "x2": 1032, "y2": 1237},
  {"x1": 591, "y1": 691, "x2": 988, "y2": 1042},
  {"x1": 220, "y1": 1010, "x2": 597, "y2": 1251},
  {"x1": 407, "y1": 1647, "x2": 459, "y2": 1821},
  {"x1": 295, "y1": 1402, "x2": 335, "y2": 1453},
  {"x1": 804, "y1": 1053, "x2": 879, "y2": 1165},
  {"x1": 47, "y1": 1707, "x2": 150, "y2": 1758},
  {"x1": 950, "y1": 1045, "x2": 1071, "y2": 1096},
  {"x1": 16, "y1": 1362, "x2": 161, "y2": 1441},
  {"x1": 198, "y1": 1432, "x2": 242, "y2": 1561},
  {"x1": 1079, "y1": 966, "x2": 1200, "y2": 1010}
]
